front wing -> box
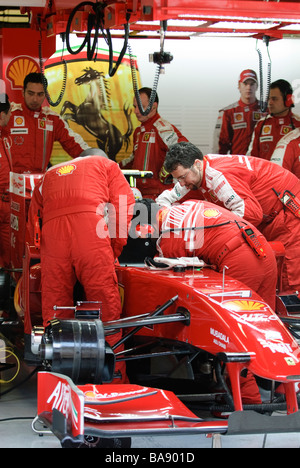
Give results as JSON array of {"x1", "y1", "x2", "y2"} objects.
[{"x1": 36, "y1": 372, "x2": 300, "y2": 446}]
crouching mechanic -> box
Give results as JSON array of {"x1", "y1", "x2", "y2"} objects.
[
  {"x1": 27, "y1": 154, "x2": 135, "y2": 383},
  {"x1": 156, "y1": 199, "x2": 277, "y2": 310},
  {"x1": 157, "y1": 142, "x2": 300, "y2": 294},
  {"x1": 154, "y1": 199, "x2": 277, "y2": 405}
]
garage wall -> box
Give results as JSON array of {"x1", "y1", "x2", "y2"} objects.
[
  {"x1": 57, "y1": 35, "x2": 300, "y2": 156},
  {"x1": 127, "y1": 36, "x2": 300, "y2": 156}
]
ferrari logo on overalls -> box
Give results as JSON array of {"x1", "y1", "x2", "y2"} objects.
[{"x1": 56, "y1": 164, "x2": 77, "y2": 176}]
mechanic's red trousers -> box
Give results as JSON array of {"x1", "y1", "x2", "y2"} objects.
[
  {"x1": 262, "y1": 209, "x2": 300, "y2": 294},
  {"x1": 0, "y1": 199, "x2": 10, "y2": 268},
  {"x1": 41, "y1": 213, "x2": 126, "y2": 383},
  {"x1": 219, "y1": 241, "x2": 277, "y2": 310},
  {"x1": 226, "y1": 371, "x2": 262, "y2": 405}
]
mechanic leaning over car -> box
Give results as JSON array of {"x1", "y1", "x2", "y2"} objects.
[
  {"x1": 156, "y1": 141, "x2": 300, "y2": 294},
  {"x1": 136, "y1": 198, "x2": 269, "y2": 405},
  {"x1": 27, "y1": 154, "x2": 135, "y2": 383},
  {"x1": 156, "y1": 199, "x2": 277, "y2": 311}
]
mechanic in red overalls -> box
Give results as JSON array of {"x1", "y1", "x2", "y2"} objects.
[
  {"x1": 28, "y1": 155, "x2": 135, "y2": 383},
  {"x1": 7, "y1": 72, "x2": 92, "y2": 174},
  {"x1": 247, "y1": 79, "x2": 300, "y2": 161},
  {"x1": 120, "y1": 87, "x2": 188, "y2": 200},
  {"x1": 0, "y1": 94, "x2": 13, "y2": 270},
  {"x1": 212, "y1": 69, "x2": 266, "y2": 155},
  {"x1": 270, "y1": 128, "x2": 300, "y2": 178},
  {"x1": 155, "y1": 199, "x2": 273, "y2": 406},
  {"x1": 157, "y1": 142, "x2": 300, "y2": 294},
  {"x1": 157, "y1": 200, "x2": 277, "y2": 310}
]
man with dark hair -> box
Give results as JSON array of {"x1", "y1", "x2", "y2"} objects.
[
  {"x1": 7, "y1": 72, "x2": 92, "y2": 174},
  {"x1": 157, "y1": 141, "x2": 300, "y2": 294},
  {"x1": 120, "y1": 86, "x2": 188, "y2": 200},
  {"x1": 247, "y1": 79, "x2": 300, "y2": 160},
  {"x1": 0, "y1": 93, "x2": 12, "y2": 269}
]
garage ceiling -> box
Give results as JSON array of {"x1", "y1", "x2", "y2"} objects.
[{"x1": 1, "y1": 1, "x2": 300, "y2": 40}]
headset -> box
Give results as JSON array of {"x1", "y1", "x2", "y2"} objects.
[
  {"x1": 271, "y1": 79, "x2": 295, "y2": 109},
  {"x1": 285, "y1": 93, "x2": 295, "y2": 108}
]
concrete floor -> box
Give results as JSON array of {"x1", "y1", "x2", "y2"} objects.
[{"x1": 1, "y1": 359, "x2": 300, "y2": 449}]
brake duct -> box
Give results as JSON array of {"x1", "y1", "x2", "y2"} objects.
[{"x1": 31, "y1": 296, "x2": 188, "y2": 384}]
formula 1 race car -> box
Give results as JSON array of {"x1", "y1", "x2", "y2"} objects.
[{"x1": 4, "y1": 171, "x2": 300, "y2": 448}]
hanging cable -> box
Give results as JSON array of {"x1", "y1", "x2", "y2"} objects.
[
  {"x1": 38, "y1": 27, "x2": 68, "y2": 107},
  {"x1": 256, "y1": 36, "x2": 272, "y2": 113},
  {"x1": 128, "y1": 20, "x2": 172, "y2": 116},
  {"x1": 65, "y1": 1, "x2": 130, "y2": 74},
  {"x1": 128, "y1": 42, "x2": 161, "y2": 116}
]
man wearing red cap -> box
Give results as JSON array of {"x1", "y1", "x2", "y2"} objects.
[{"x1": 212, "y1": 69, "x2": 266, "y2": 155}]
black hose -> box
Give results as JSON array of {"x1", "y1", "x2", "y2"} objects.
[
  {"x1": 128, "y1": 42, "x2": 161, "y2": 116},
  {"x1": 256, "y1": 37, "x2": 271, "y2": 113},
  {"x1": 65, "y1": 1, "x2": 130, "y2": 75}
]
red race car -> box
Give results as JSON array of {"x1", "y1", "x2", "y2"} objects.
[{"x1": 6, "y1": 171, "x2": 300, "y2": 448}]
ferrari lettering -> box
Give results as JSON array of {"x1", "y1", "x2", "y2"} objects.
[{"x1": 47, "y1": 381, "x2": 71, "y2": 416}]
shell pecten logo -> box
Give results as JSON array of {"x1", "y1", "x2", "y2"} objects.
[
  {"x1": 222, "y1": 299, "x2": 268, "y2": 312},
  {"x1": 6, "y1": 56, "x2": 39, "y2": 89},
  {"x1": 202, "y1": 208, "x2": 221, "y2": 219},
  {"x1": 56, "y1": 164, "x2": 77, "y2": 176}
]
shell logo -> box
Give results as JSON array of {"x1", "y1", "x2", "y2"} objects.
[
  {"x1": 234, "y1": 113, "x2": 243, "y2": 122},
  {"x1": 222, "y1": 299, "x2": 268, "y2": 312},
  {"x1": 56, "y1": 164, "x2": 77, "y2": 176},
  {"x1": 14, "y1": 116, "x2": 25, "y2": 127},
  {"x1": 6, "y1": 56, "x2": 39, "y2": 89},
  {"x1": 84, "y1": 391, "x2": 97, "y2": 399},
  {"x1": 202, "y1": 208, "x2": 221, "y2": 219},
  {"x1": 262, "y1": 125, "x2": 272, "y2": 135}
]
